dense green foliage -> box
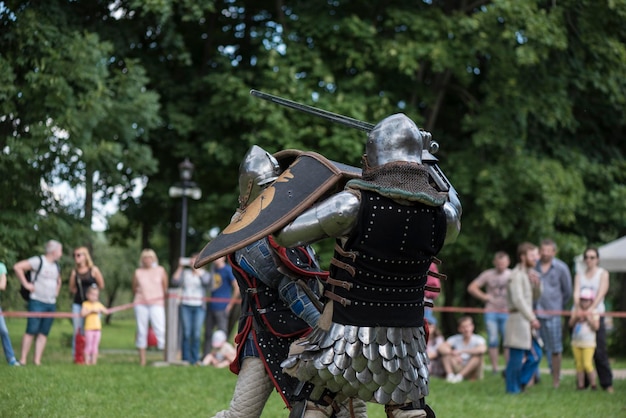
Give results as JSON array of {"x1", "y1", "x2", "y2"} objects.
[{"x1": 1, "y1": 1, "x2": 625, "y2": 340}]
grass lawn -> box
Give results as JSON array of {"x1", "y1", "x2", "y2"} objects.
[{"x1": 1, "y1": 316, "x2": 624, "y2": 417}]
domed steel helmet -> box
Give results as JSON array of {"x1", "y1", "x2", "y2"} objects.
[
  {"x1": 238, "y1": 145, "x2": 281, "y2": 208},
  {"x1": 366, "y1": 114, "x2": 423, "y2": 168}
]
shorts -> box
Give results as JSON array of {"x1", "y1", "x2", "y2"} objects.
[
  {"x1": 484, "y1": 311, "x2": 508, "y2": 348},
  {"x1": 25, "y1": 299, "x2": 56, "y2": 336},
  {"x1": 539, "y1": 316, "x2": 563, "y2": 354}
]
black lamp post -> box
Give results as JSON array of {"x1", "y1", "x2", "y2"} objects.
[
  {"x1": 168, "y1": 158, "x2": 202, "y2": 259},
  {"x1": 166, "y1": 158, "x2": 202, "y2": 364}
]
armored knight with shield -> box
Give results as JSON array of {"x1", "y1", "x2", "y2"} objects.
[
  {"x1": 211, "y1": 146, "x2": 367, "y2": 418},
  {"x1": 196, "y1": 92, "x2": 461, "y2": 418}
]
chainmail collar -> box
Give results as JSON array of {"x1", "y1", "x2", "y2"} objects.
[{"x1": 346, "y1": 158, "x2": 447, "y2": 206}]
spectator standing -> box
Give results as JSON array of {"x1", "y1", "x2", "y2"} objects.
[
  {"x1": 203, "y1": 256, "x2": 239, "y2": 358},
  {"x1": 504, "y1": 242, "x2": 542, "y2": 394},
  {"x1": 81, "y1": 284, "x2": 109, "y2": 365},
  {"x1": 573, "y1": 247, "x2": 613, "y2": 393},
  {"x1": 438, "y1": 315, "x2": 487, "y2": 383},
  {"x1": 171, "y1": 253, "x2": 212, "y2": 365},
  {"x1": 132, "y1": 248, "x2": 168, "y2": 366},
  {"x1": 0, "y1": 261, "x2": 20, "y2": 366},
  {"x1": 568, "y1": 288, "x2": 600, "y2": 390},
  {"x1": 467, "y1": 251, "x2": 512, "y2": 374},
  {"x1": 535, "y1": 238, "x2": 572, "y2": 388},
  {"x1": 68, "y1": 246, "x2": 105, "y2": 360},
  {"x1": 13, "y1": 240, "x2": 63, "y2": 366}
]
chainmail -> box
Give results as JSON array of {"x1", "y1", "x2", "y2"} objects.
[{"x1": 346, "y1": 158, "x2": 446, "y2": 206}]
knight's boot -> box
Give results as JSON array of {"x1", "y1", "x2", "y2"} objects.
[
  {"x1": 385, "y1": 402, "x2": 430, "y2": 418},
  {"x1": 302, "y1": 401, "x2": 336, "y2": 418},
  {"x1": 212, "y1": 357, "x2": 274, "y2": 418},
  {"x1": 335, "y1": 398, "x2": 368, "y2": 418}
]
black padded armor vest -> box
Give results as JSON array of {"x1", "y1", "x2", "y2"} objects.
[{"x1": 330, "y1": 190, "x2": 447, "y2": 327}]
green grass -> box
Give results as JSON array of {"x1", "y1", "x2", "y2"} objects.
[{"x1": 1, "y1": 317, "x2": 625, "y2": 417}]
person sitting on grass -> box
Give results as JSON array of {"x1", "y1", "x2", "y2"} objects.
[
  {"x1": 202, "y1": 330, "x2": 235, "y2": 368},
  {"x1": 426, "y1": 317, "x2": 446, "y2": 378},
  {"x1": 569, "y1": 288, "x2": 600, "y2": 390},
  {"x1": 438, "y1": 315, "x2": 487, "y2": 383}
]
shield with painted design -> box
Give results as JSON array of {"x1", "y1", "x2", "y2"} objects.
[{"x1": 194, "y1": 151, "x2": 361, "y2": 268}]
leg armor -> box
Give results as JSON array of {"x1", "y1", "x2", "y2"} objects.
[{"x1": 212, "y1": 357, "x2": 274, "y2": 418}]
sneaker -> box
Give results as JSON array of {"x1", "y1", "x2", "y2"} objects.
[
  {"x1": 453, "y1": 374, "x2": 464, "y2": 383},
  {"x1": 9, "y1": 359, "x2": 21, "y2": 366},
  {"x1": 446, "y1": 373, "x2": 456, "y2": 383}
]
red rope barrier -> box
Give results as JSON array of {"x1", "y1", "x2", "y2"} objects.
[
  {"x1": 432, "y1": 305, "x2": 626, "y2": 318},
  {"x1": 2, "y1": 292, "x2": 626, "y2": 319}
]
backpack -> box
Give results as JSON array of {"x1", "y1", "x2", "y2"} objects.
[
  {"x1": 20, "y1": 256, "x2": 43, "y2": 301},
  {"x1": 19, "y1": 256, "x2": 60, "y2": 301}
]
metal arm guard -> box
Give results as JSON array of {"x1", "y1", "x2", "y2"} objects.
[
  {"x1": 274, "y1": 190, "x2": 360, "y2": 248},
  {"x1": 443, "y1": 185, "x2": 462, "y2": 245}
]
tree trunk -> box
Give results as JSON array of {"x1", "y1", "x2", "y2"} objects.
[{"x1": 85, "y1": 165, "x2": 94, "y2": 230}]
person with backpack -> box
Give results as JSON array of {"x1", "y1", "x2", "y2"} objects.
[
  {"x1": 13, "y1": 240, "x2": 63, "y2": 366},
  {"x1": 68, "y1": 246, "x2": 105, "y2": 362}
]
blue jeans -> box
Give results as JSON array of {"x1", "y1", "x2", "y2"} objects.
[
  {"x1": 71, "y1": 303, "x2": 85, "y2": 358},
  {"x1": 180, "y1": 304, "x2": 206, "y2": 364},
  {"x1": 506, "y1": 338, "x2": 542, "y2": 394},
  {"x1": 0, "y1": 308, "x2": 17, "y2": 364},
  {"x1": 484, "y1": 311, "x2": 508, "y2": 348}
]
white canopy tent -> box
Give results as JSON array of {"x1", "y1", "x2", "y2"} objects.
[{"x1": 574, "y1": 236, "x2": 626, "y2": 273}]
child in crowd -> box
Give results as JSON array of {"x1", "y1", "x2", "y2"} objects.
[
  {"x1": 569, "y1": 288, "x2": 600, "y2": 390},
  {"x1": 81, "y1": 284, "x2": 109, "y2": 365},
  {"x1": 202, "y1": 330, "x2": 235, "y2": 368}
]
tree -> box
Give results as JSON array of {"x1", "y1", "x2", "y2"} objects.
[
  {"x1": 0, "y1": 1, "x2": 161, "y2": 255},
  {"x1": 2, "y1": 0, "x2": 625, "y2": 350},
  {"x1": 93, "y1": 0, "x2": 626, "y2": 338}
]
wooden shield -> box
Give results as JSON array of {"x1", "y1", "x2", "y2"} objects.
[{"x1": 195, "y1": 151, "x2": 361, "y2": 267}]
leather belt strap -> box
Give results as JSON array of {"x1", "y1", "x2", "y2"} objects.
[
  {"x1": 326, "y1": 277, "x2": 353, "y2": 290},
  {"x1": 323, "y1": 290, "x2": 352, "y2": 307},
  {"x1": 425, "y1": 285, "x2": 440, "y2": 293},
  {"x1": 427, "y1": 270, "x2": 446, "y2": 280},
  {"x1": 334, "y1": 243, "x2": 357, "y2": 262},
  {"x1": 330, "y1": 257, "x2": 356, "y2": 277}
]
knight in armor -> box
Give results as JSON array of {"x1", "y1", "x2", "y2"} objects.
[
  {"x1": 275, "y1": 114, "x2": 462, "y2": 418},
  {"x1": 211, "y1": 146, "x2": 367, "y2": 418}
]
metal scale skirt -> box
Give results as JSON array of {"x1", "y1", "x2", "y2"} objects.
[{"x1": 283, "y1": 322, "x2": 429, "y2": 404}]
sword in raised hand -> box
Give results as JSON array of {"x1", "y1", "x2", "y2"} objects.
[{"x1": 249, "y1": 89, "x2": 451, "y2": 192}]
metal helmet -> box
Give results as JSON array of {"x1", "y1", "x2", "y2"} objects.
[
  {"x1": 365, "y1": 114, "x2": 423, "y2": 168},
  {"x1": 238, "y1": 145, "x2": 281, "y2": 208}
]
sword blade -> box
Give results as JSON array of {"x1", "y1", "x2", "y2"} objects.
[
  {"x1": 250, "y1": 89, "x2": 375, "y2": 132},
  {"x1": 250, "y1": 89, "x2": 450, "y2": 192}
]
